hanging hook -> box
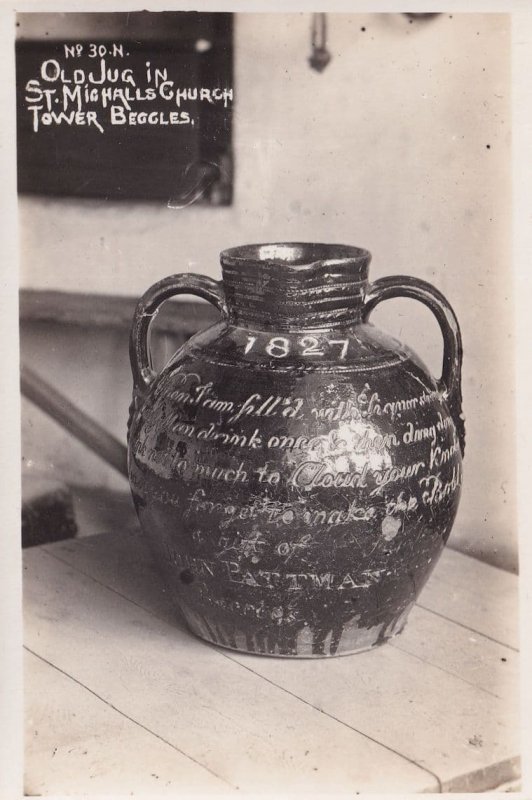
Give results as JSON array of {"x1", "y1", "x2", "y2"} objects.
[{"x1": 309, "y1": 13, "x2": 331, "y2": 73}]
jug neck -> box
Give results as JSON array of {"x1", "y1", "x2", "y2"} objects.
[{"x1": 220, "y1": 243, "x2": 371, "y2": 331}]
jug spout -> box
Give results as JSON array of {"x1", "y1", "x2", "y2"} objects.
[{"x1": 220, "y1": 242, "x2": 371, "y2": 331}]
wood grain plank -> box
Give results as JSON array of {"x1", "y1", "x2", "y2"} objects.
[
  {"x1": 24, "y1": 649, "x2": 226, "y2": 796},
  {"x1": 24, "y1": 548, "x2": 436, "y2": 794},
  {"x1": 50, "y1": 530, "x2": 519, "y2": 699},
  {"x1": 231, "y1": 637, "x2": 519, "y2": 792},
  {"x1": 392, "y1": 605, "x2": 519, "y2": 700},
  {"x1": 39, "y1": 531, "x2": 520, "y2": 791},
  {"x1": 416, "y1": 546, "x2": 519, "y2": 650}
]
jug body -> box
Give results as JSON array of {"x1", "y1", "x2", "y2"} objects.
[{"x1": 128, "y1": 244, "x2": 464, "y2": 657}]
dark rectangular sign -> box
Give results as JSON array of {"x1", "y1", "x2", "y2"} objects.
[{"x1": 16, "y1": 12, "x2": 233, "y2": 203}]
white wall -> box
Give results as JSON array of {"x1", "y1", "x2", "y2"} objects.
[{"x1": 19, "y1": 13, "x2": 516, "y2": 569}]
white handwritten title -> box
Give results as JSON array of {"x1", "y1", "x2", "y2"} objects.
[{"x1": 24, "y1": 42, "x2": 233, "y2": 133}]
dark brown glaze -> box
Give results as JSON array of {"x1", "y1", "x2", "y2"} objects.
[{"x1": 128, "y1": 243, "x2": 464, "y2": 657}]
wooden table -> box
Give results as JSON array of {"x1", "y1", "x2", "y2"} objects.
[{"x1": 24, "y1": 528, "x2": 520, "y2": 795}]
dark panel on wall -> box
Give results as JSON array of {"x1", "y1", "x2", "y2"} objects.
[{"x1": 16, "y1": 12, "x2": 233, "y2": 203}]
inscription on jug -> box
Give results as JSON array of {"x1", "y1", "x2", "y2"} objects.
[{"x1": 132, "y1": 365, "x2": 462, "y2": 535}]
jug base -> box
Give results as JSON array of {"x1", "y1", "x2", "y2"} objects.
[
  {"x1": 179, "y1": 604, "x2": 412, "y2": 658},
  {"x1": 192, "y1": 631, "x2": 404, "y2": 658}
]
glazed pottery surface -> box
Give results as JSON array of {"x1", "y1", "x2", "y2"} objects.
[{"x1": 128, "y1": 243, "x2": 465, "y2": 657}]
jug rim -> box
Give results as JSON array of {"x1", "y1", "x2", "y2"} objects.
[{"x1": 220, "y1": 242, "x2": 371, "y2": 270}]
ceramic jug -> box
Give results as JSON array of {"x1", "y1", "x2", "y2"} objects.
[{"x1": 128, "y1": 243, "x2": 464, "y2": 657}]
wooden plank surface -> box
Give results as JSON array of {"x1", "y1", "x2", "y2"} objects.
[
  {"x1": 24, "y1": 649, "x2": 226, "y2": 796},
  {"x1": 48, "y1": 531, "x2": 520, "y2": 702},
  {"x1": 24, "y1": 530, "x2": 521, "y2": 794},
  {"x1": 417, "y1": 547, "x2": 520, "y2": 650},
  {"x1": 24, "y1": 548, "x2": 436, "y2": 795}
]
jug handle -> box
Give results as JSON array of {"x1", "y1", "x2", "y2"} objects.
[
  {"x1": 363, "y1": 275, "x2": 465, "y2": 456},
  {"x1": 129, "y1": 273, "x2": 227, "y2": 402}
]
